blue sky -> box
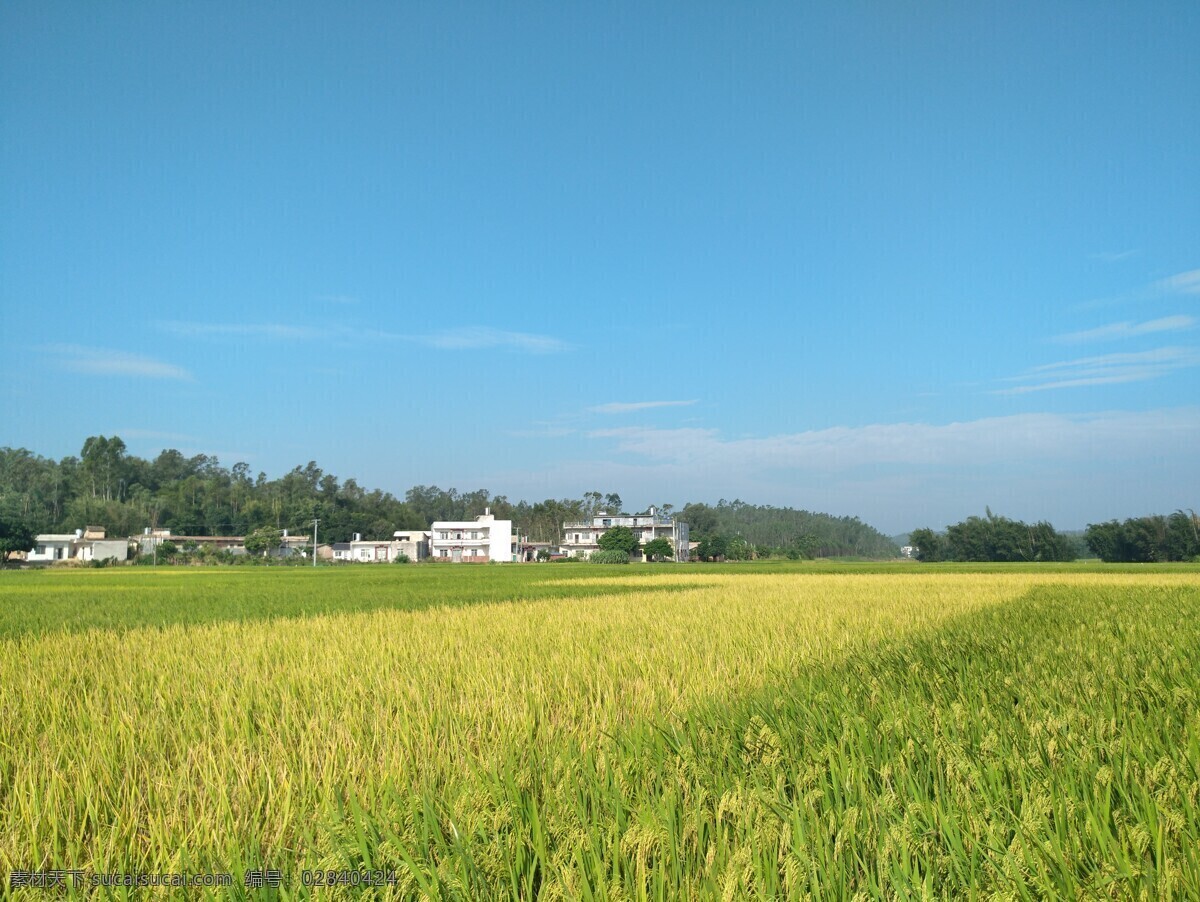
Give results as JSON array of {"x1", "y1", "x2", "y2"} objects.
[{"x1": 2, "y1": 2, "x2": 1197, "y2": 534}]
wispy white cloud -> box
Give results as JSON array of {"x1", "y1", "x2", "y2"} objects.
[
  {"x1": 507, "y1": 425, "x2": 577, "y2": 439},
  {"x1": 588, "y1": 400, "x2": 698, "y2": 414},
  {"x1": 995, "y1": 346, "x2": 1199, "y2": 394},
  {"x1": 1054, "y1": 315, "x2": 1196, "y2": 344},
  {"x1": 417, "y1": 327, "x2": 570, "y2": 354},
  {"x1": 160, "y1": 320, "x2": 570, "y2": 354},
  {"x1": 585, "y1": 408, "x2": 1200, "y2": 472},
  {"x1": 1073, "y1": 265, "x2": 1200, "y2": 312},
  {"x1": 160, "y1": 321, "x2": 324, "y2": 340},
  {"x1": 43, "y1": 345, "x2": 193, "y2": 381},
  {"x1": 1158, "y1": 269, "x2": 1200, "y2": 295},
  {"x1": 315, "y1": 294, "x2": 359, "y2": 305},
  {"x1": 482, "y1": 408, "x2": 1200, "y2": 533},
  {"x1": 1090, "y1": 250, "x2": 1140, "y2": 263}
]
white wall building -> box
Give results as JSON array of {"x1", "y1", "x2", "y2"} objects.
[
  {"x1": 26, "y1": 534, "x2": 80, "y2": 562},
  {"x1": 350, "y1": 536, "x2": 393, "y2": 562},
  {"x1": 341, "y1": 531, "x2": 430, "y2": 563},
  {"x1": 391, "y1": 530, "x2": 430, "y2": 561},
  {"x1": 429, "y1": 510, "x2": 514, "y2": 562},
  {"x1": 561, "y1": 507, "x2": 690, "y2": 561},
  {"x1": 28, "y1": 528, "x2": 129, "y2": 563}
]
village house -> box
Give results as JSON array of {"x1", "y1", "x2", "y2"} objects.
[
  {"x1": 27, "y1": 527, "x2": 129, "y2": 563},
  {"x1": 560, "y1": 507, "x2": 690, "y2": 562},
  {"x1": 429, "y1": 510, "x2": 515, "y2": 562},
  {"x1": 334, "y1": 531, "x2": 429, "y2": 563}
]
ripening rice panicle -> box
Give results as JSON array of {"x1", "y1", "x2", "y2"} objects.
[{"x1": 0, "y1": 565, "x2": 1197, "y2": 897}]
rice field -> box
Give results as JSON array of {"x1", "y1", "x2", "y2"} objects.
[{"x1": 1, "y1": 564, "x2": 1199, "y2": 898}]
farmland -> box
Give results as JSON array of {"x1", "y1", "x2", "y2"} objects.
[{"x1": 2, "y1": 564, "x2": 1199, "y2": 898}]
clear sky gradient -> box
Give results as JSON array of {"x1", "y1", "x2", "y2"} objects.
[{"x1": 3, "y1": 2, "x2": 1197, "y2": 534}]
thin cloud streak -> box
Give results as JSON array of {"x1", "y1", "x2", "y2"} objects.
[
  {"x1": 487, "y1": 410, "x2": 1200, "y2": 533},
  {"x1": 586, "y1": 408, "x2": 1200, "y2": 472},
  {"x1": 1072, "y1": 265, "x2": 1200, "y2": 311},
  {"x1": 160, "y1": 321, "x2": 325, "y2": 340},
  {"x1": 1159, "y1": 269, "x2": 1200, "y2": 295},
  {"x1": 589, "y1": 400, "x2": 698, "y2": 414},
  {"x1": 42, "y1": 345, "x2": 193, "y2": 381},
  {"x1": 417, "y1": 327, "x2": 570, "y2": 354},
  {"x1": 159, "y1": 320, "x2": 570, "y2": 354},
  {"x1": 1054, "y1": 315, "x2": 1195, "y2": 343},
  {"x1": 995, "y1": 346, "x2": 1199, "y2": 394},
  {"x1": 507, "y1": 426, "x2": 577, "y2": 439}
]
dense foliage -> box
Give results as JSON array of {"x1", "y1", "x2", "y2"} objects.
[
  {"x1": 597, "y1": 525, "x2": 640, "y2": 556},
  {"x1": 1085, "y1": 511, "x2": 1200, "y2": 562},
  {"x1": 0, "y1": 441, "x2": 425, "y2": 543},
  {"x1": 0, "y1": 511, "x2": 34, "y2": 564},
  {"x1": 589, "y1": 549, "x2": 633, "y2": 564},
  {"x1": 642, "y1": 537, "x2": 674, "y2": 561},
  {"x1": 681, "y1": 500, "x2": 899, "y2": 559},
  {"x1": 910, "y1": 510, "x2": 1077, "y2": 562},
  {"x1": 0, "y1": 439, "x2": 899, "y2": 556}
]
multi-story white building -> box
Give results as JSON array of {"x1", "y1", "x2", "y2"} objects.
[
  {"x1": 560, "y1": 507, "x2": 689, "y2": 561},
  {"x1": 429, "y1": 510, "x2": 514, "y2": 562}
]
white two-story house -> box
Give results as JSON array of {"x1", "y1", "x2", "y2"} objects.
[
  {"x1": 429, "y1": 510, "x2": 514, "y2": 562},
  {"x1": 560, "y1": 507, "x2": 689, "y2": 561}
]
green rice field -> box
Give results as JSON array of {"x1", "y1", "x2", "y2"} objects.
[{"x1": 2, "y1": 563, "x2": 1199, "y2": 898}]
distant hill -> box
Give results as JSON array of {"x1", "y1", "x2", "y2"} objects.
[{"x1": 681, "y1": 500, "x2": 899, "y2": 559}]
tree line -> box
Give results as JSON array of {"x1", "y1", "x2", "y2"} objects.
[
  {"x1": 909, "y1": 508, "x2": 1200, "y2": 564},
  {"x1": 0, "y1": 438, "x2": 898, "y2": 559},
  {"x1": 1084, "y1": 512, "x2": 1200, "y2": 562},
  {"x1": 680, "y1": 500, "x2": 899, "y2": 560},
  {"x1": 909, "y1": 510, "x2": 1078, "y2": 562}
]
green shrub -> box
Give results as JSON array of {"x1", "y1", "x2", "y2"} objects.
[{"x1": 590, "y1": 549, "x2": 631, "y2": 564}]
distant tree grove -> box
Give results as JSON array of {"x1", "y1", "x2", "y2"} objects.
[
  {"x1": 681, "y1": 500, "x2": 898, "y2": 560},
  {"x1": 910, "y1": 508, "x2": 1200, "y2": 564},
  {"x1": 0, "y1": 437, "x2": 897, "y2": 558},
  {"x1": 910, "y1": 510, "x2": 1077, "y2": 563},
  {"x1": 1084, "y1": 511, "x2": 1200, "y2": 562}
]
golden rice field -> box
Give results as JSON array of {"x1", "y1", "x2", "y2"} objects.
[{"x1": 1, "y1": 563, "x2": 1199, "y2": 898}]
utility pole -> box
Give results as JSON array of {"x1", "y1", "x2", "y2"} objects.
[{"x1": 312, "y1": 518, "x2": 319, "y2": 568}]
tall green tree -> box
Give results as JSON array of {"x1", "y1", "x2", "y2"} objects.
[
  {"x1": 908, "y1": 528, "x2": 945, "y2": 562},
  {"x1": 643, "y1": 537, "x2": 673, "y2": 561},
  {"x1": 243, "y1": 526, "x2": 282, "y2": 558},
  {"x1": 0, "y1": 512, "x2": 35, "y2": 565},
  {"x1": 597, "y1": 525, "x2": 639, "y2": 557}
]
